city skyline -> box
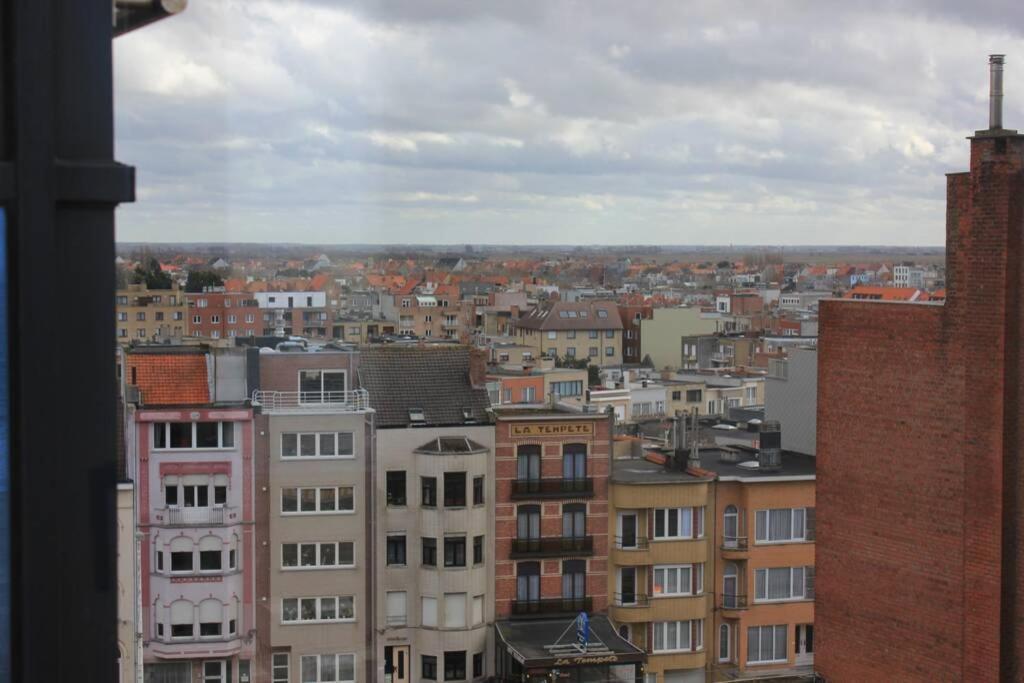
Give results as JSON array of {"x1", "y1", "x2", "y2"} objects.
[{"x1": 114, "y1": 1, "x2": 1024, "y2": 246}]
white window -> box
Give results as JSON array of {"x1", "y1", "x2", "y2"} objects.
[
  {"x1": 472, "y1": 595, "x2": 484, "y2": 626},
  {"x1": 299, "y1": 654, "x2": 355, "y2": 683},
  {"x1": 444, "y1": 592, "x2": 466, "y2": 628},
  {"x1": 281, "y1": 432, "x2": 355, "y2": 458},
  {"x1": 652, "y1": 507, "x2": 704, "y2": 539},
  {"x1": 211, "y1": 330, "x2": 220, "y2": 339},
  {"x1": 193, "y1": 315, "x2": 202, "y2": 324},
  {"x1": 281, "y1": 541, "x2": 355, "y2": 569},
  {"x1": 272, "y1": 653, "x2": 290, "y2": 683},
  {"x1": 755, "y1": 566, "x2": 814, "y2": 602},
  {"x1": 745, "y1": 386, "x2": 757, "y2": 403},
  {"x1": 547, "y1": 330, "x2": 557, "y2": 339},
  {"x1": 386, "y1": 591, "x2": 407, "y2": 626},
  {"x1": 421, "y1": 596, "x2": 437, "y2": 627},
  {"x1": 652, "y1": 619, "x2": 703, "y2": 653},
  {"x1": 281, "y1": 486, "x2": 354, "y2": 514},
  {"x1": 138, "y1": 329, "x2": 147, "y2": 338},
  {"x1": 198, "y1": 299, "x2": 208, "y2": 308},
  {"x1": 755, "y1": 507, "x2": 814, "y2": 544},
  {"x1": 245, "y1": 313, "x2": 254, "y2": 323},
  {"x1": 211, "y1": 315, "x2": 220, "y2": 324},
  {"x1": 747, "y1": 625, "x2": 787, "y2": 664},
  {"x1": 118, "y1": 328, "x2": 127, "y2": 338},
  {"x1": 227, "y1": 315, "x2": 236, "y2": 324},
  {"x1": 281, "y1": 596, "x2": 355, "y2": 624},
  {"x1": 652, "y1": 564, "x2": 704, "y2": 596},
  {"x1": 117, "y1": 311, "x2": 128, "y2": 321},
  {"x1": 154, "y1": 421, "x2": 234, "y2": 450}
]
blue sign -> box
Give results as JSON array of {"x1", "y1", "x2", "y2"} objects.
[{"x1": 575, "y1": 611, "x2": 590, "y2": 649}]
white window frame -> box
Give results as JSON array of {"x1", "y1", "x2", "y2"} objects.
[
  {"x1": 281, "y1": 596, "x2": 356, "y2": 624},
  {"x1": 754, "y1": 507, "x2": 809, "y2": 544},
  {"x1": 280, "y1": 486, "x2": 355, "y2": 515},
  {"x1": 281, "y1": 541, "x2": 356, "y2": 570},
  {"x1": 298, "y1": 654, "x2": 356, "y2": 683},
  {"x1": 272, "y1": 653, "x2": 290, "y2": 683},
  {"x1": 652, "y1": 619, "x2": 703, "y2": 653},
  {"x1": 754, "y1": 566, "x2": 810, "y2": 603},
  {"x1": 652, "y1": 507, "x2": 704, "y2": 540},
  {"x1": 280, "y1": 432, "x2": 355, "y2": 459},
  {"x1": 747, "y1": 624, "x2": 788, "y2": 665},
  {"x1": 652, "y1": 563, "x2": 704, "y2": 597}
]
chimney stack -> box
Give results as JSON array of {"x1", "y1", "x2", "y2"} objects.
[{"x1": 990, "y1": 54, "x2": 1005, "y2": 130}]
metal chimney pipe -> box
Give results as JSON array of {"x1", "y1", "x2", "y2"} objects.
[{"x1": 990, "y1": 54, "x2": 1005, "y2": 130}]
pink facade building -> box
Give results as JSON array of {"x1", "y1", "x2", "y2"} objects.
[{"x1": 124, "y1": 346, "x2": 259, "y2": 683}]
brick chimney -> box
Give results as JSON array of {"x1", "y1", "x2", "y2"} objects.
[{"x1": 468, "y1": 346, "x2": 488, "y2": 388}]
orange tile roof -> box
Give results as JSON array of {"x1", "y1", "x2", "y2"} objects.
[
  {"x1": 310, "y1": 273, "x2": 331, "y2": 290},
  {"x1": 843, "y1": 286, "x2": 928, "y2": 302},
  {"x1": 128, "y1": 353, "x2": 210, "y2": 405}
]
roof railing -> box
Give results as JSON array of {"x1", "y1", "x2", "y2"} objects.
[{"x1": 251, "y1": 389, "x2": 371, "y2": 414}]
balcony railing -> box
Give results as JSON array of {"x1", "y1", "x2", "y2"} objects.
[
  {"x1": 614, "y1": 536, "x2": 649, "y2": 550},
  {"x1": 510, "y1": 597, "x2": 592, "y2": 618},
  {"x1": 613, "y1": 593, "x2": 650, "y2": 607},
  {"x1": 721, "y1": 536, "x2": 749, "y2": 551},
  {"x1": 159, "y1": 506, "x2": 235, "y2": 527},
  {"x1": 720, "y1": 594, "x2": 749, "y2": 610},
  {"x1": 252, "y1": 389, "x2": 370, "y2": 414},
  {"x1": 510, "y1": 478, "x2": 594, "y2": 499},
  {"x1": 510, "y1": 536, "x2": 593, "y2": 558}
]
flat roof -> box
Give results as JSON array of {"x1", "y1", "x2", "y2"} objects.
[{"x1": 612, "y1": 456, "x2": 711, "y2": 484}]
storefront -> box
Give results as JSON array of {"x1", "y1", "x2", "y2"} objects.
[{"x1": 495, "y1": 615, "x2": 645, "y2": 682}]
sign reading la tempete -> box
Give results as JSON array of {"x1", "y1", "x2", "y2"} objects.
[{"x1": 510, "y1": 422, "x2": 594, "y2": 437}]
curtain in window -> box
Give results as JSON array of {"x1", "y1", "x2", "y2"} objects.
[
  {"x1": 767, "y1": 568, "x2": 791, "y2": 599},
  {"x1": 769, "y1": 509, "x2": 792, "y2": 541},
  {"x1": 518, "y1": 506, "x2": 540, "y2": 539},
  {"x1": 773, "y1": 625, "x2": 787, "y2": 661}
]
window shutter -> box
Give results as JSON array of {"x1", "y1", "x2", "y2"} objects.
[
  {"x1": 199, "y1": 535, "x2": 221, "y2": 552},
  {"x1": 805, "y1": 566, "x2": 815, "y2": 599},
  {"x1": 805, "y1": 507, "x2": 816, "y2": 540},
  {"x1": 199, "y1": 599, "x2": 222, "y2": 623},
  {"x1": 170, "y1": 600, "x2": 194, "y2": 624}
]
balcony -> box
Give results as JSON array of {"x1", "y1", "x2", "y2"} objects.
[
  {"x1": 510, "y1": 596, "x2": 592, "y2": 618},
  {"x1": 509, "y1": 536, "x2": 593, "y2": 559},
  {"x1": 612, "y1": 593, "x2": 650, "y2": 607},
  {"x1": 720, "y1": 593, "x2": 749, "y2": 613},
  {"x1": 614, "y1": 536, "x2": 649, "y2": 550},
  {"x1": 721, "y1": 536, "x2": 749, "y2": 558},
  {"x1": 252, "y1": 389, "x2": 370, "y2": 414},
  {"x1": 156, "y1": 506, "x2": 237, "y2": 527},
  {"x1": 509, "y1": 478, "x2": 594, "y2": 500}
]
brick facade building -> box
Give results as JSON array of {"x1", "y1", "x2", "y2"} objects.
[{"x1": 817, "y1": 57, "x2": 1024, "y2": 681}]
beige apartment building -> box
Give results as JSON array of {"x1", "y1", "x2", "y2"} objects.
[
  {"x1": 514, "y1": 300, "x2": 624, "y2": 367},
  {"x1": 640, "y1": 308, "x2": 718, "y2": 370},
  {"x1": 115, "y1": 282, "x2": 188, "y2": 341},
  {"x1": 359, "y1": 346, "x2": 495, "y2": 682},
  {"x1": 254, "y1": 349, "x2": 374, "y2": 683}
]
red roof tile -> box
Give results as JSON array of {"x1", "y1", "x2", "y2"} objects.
[{"x1": 128, "y1": 354, "x2": 210, "y2": 406}]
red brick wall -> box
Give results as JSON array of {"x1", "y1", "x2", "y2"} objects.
[
  {"x1": 258, "y1": 352, "x2": 359, "y2": 392},
  {"x1": 817, "y1": 133, "x2": 1024, "y2": 682},
  {"x1": 493, "y1": 413, "x2": 611, "y2": 619}
]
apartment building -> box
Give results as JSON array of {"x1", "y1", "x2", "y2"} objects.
[
  {"x1": 619, "y1": 304, "x2": 653, "y2": 364},
  {"x1": 608, "y1": 438, "x2": 713, "y2": 683},
  {"x1": 514, "y1": 300, "x2": 624, "y2": 367},
  {"x1": 116, "y1": 282, "x2": 188, "y2": 341},
  {"x1": 707, "y1": 425, "x2": 815, "y2": 682},
  {"x1": 765, "y1": 348, "x2": 817, "y2": 456},
  {"x1": 485, "y1": 363, "x2": 588, "y2": 407},
  {"x1": 640, "y1": 308, "x2": 718, "y2": 370},
  {"x1": 358, "y1": 346, "x2": 495, "y2": 682},
  {"x1": 330, "y1": 316, "x2": 393, "y2": 344},
  {"x1": 379, "y1": 286, "x2": 476, "y2": 341},
  {"x1": 253, "y1": 348, "x2": 373, "y2": 683},
  {"x1": 667, "y1": 373, "x2": 764, "y2": 417},
  {"x1": 186, "y1": 289, "x2": 260, "y2": 340},
  {"x1": 607, "y1": 420, "x2": 816, "y2": 682},
  {"x1": 681, "y1": 336, "x2": 757, "y2": 371},
  {"x1": 254, "y1": 291, "x2": 330, "y2": 338},
  {"x1": 492, "y1": 405, "x2": 645, "y2": 681},
  {"x1": 816, "y1": 59, "x2": 1024, "y2": 681},
  {"x1": 122, "y1": 345, "x2": 258, "y2": 683}
]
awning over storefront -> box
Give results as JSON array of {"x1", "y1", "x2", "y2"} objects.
[{"x1": 496, "y1": 615, "x2": 645, "y2": 669}]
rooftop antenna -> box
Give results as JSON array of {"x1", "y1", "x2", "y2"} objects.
[{"x1": 990, "y1": 54, "x2": 1005, "y2": 130}]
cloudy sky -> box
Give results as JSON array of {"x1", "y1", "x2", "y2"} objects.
[{"x1": 114, "y1": 1, "x2": 1024, "y2": 245}]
